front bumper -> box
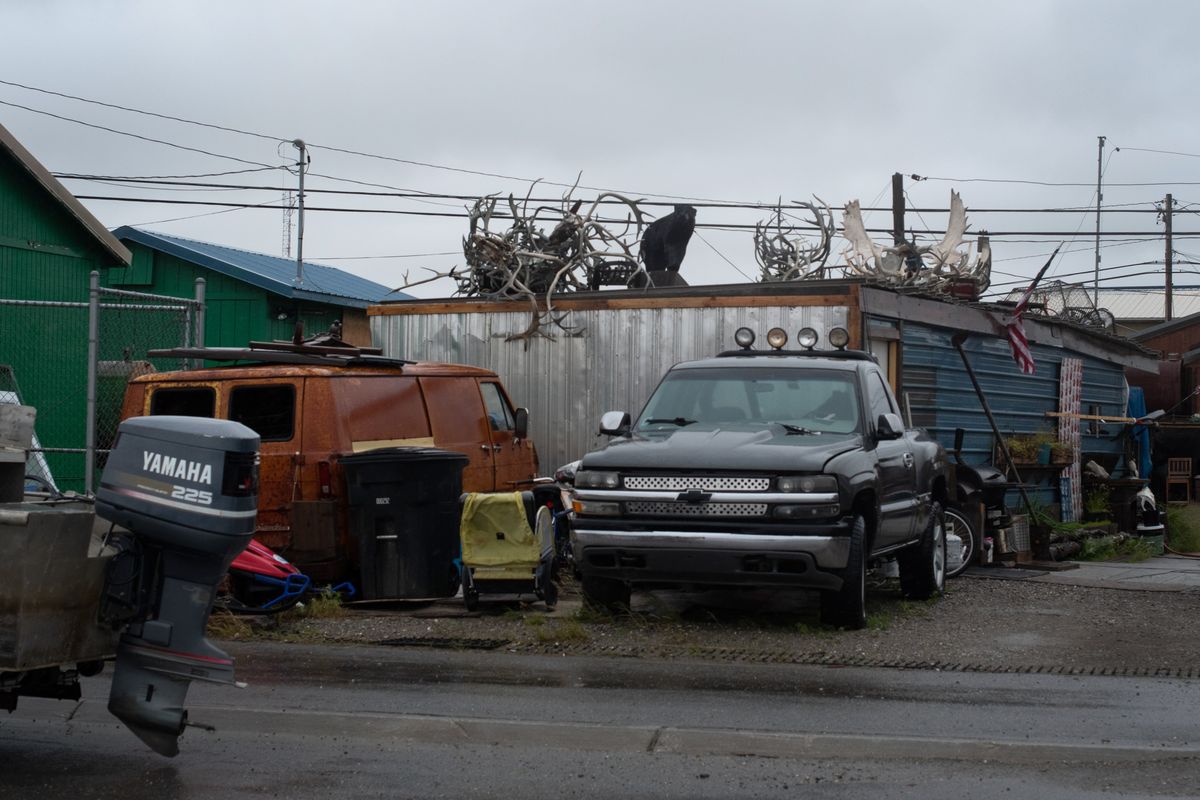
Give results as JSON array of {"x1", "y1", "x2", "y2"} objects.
[{"x1": 571, "y1": 525, "x2": 852, "y2": 590}]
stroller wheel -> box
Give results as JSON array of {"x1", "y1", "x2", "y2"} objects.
[
  {"x1": 543, "y1": 580, "x2": 558, "y2": 611},
  {"x1": 464, "y1": 589, "x2": 480, "y2": 612}
]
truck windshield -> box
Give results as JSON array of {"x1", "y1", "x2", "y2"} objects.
[{"x1": 636, "y1": 367, "x2": 861, "y2": 435}]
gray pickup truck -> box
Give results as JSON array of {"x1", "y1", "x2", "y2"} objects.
[{"x1": 569, "y1": 326, "x2": 948, "y2": 629}]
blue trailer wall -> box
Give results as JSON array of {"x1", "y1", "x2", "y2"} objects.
[{"x1": 897, "y1": 320, "x2": 1129, "y2": 507}]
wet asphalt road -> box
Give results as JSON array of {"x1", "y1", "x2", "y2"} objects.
[{"x1": 3, "y1": 642, "x2": 1199, "y2": 799}]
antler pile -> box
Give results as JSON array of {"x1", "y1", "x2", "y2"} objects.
[
  {"x1": 457, "y1": 182, "x2": 645, "y2": 346},
  {"x1": 840, "y1": 190, "x2": 992, "y2": 293},
  {"x1": 754, "y1": 197, "x2": 835, "y2": 281}
]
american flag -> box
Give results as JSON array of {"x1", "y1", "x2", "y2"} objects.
[{"x1": 1005, "y1": 245, "x2": 1062, "y2": 375}]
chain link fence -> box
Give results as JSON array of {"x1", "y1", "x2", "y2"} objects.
[
  {"x1": 88, "y1": 273, "x2": 205, "y2": 492},
  {"x1": 0, "y1": 272, "x2": 204, "y2": 493}
]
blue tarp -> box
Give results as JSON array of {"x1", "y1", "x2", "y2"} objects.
[{"x1": 1128, "y1": 386, "x2": 1151, "y2": 480}]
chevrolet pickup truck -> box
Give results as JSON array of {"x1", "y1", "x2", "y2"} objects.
[{"x1": 569, "y1": 326, "x2": 948, "y2": 629}]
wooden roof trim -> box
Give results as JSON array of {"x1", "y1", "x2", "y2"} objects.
[{"x1": 370, "y1": 282, "x2": 856, "y2": 316}]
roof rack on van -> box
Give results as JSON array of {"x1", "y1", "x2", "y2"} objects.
[{"x1": 147, "y1": 339, "x2": 415, "y2": 368}]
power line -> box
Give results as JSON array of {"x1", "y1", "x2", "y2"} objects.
[
  {"x1": 71, "y1": 193, "x2": 1200, "y2": 238},
  {"x1": 0, "y1": 98, "x2": 279, "y2": 169},
  {"x1": 50, "y1": 174, "x2": 1178, "y2": 214},
  {"x1": 0, "y1": 78, "x2": 288, "y2": 142}
]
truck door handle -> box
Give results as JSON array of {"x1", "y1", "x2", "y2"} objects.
[
  {"x1": 481, "y1": 444, "x2": 501, "y2": 452},
  {"x1": 492, "y1": 444, "x2": 503, "y2": 452},
  {"x1": 902, "y1": 453, "x2": 914, "y2": 468}
]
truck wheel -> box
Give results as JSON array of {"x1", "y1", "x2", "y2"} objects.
[
  {"x1": 899, "y1": 501, "x2": 947, "y2": 599},
  {"x1": 581, "y1": 574, "x2": 630, "y2": 614},
  {"x1": 820, "y1": 514, "x2": 867, "y2": 630}
]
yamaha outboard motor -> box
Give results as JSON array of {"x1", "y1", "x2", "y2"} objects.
[{"x1": 95, "y1": 416, "x2": 259, "y2": 757}]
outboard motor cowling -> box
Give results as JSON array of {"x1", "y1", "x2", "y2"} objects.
[{"x1": 95, "y1": 416, "x2": 259, "y2": 757}]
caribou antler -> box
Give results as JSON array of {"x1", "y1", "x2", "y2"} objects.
[{"x1": 755, "y1": 196, "x2": 834, "y2": 282}]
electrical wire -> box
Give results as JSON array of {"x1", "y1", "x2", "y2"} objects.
[{"x1": 0, "y1": 98, "x2": 278, "y2": 169}]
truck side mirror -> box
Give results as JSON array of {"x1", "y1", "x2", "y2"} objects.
[
  {"x1": 877, "y1": 413, "x2": 905, "y2": 440},
  {"x1": 513, "y1": 407, "x2": 529, "y2": 440},
  {"x1": 599, "y1": 411, "x2": 631, "y2": 437}
]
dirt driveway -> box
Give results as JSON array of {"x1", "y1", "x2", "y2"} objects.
[{"x1": 255, "y1": 572, "x2": 1200, "y2": 677}]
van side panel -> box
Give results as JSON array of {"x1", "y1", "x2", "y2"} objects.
[
  {"x1": 331, "y1": 376, "x2": 432, "y2": 450},
  {"x1": 419, "y1": 376, "x2": 494, "y2": 492}
]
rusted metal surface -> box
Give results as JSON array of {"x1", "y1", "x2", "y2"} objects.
[
  {"x1": 122, "y1": 361, "x2": 537, "y2": 576},
  {"x1": 0, "y1": 502, "x2": 115, "y2": 671}
]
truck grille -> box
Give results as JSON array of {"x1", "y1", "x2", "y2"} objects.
[
  {"x1": 625, "y1": 501, "x2": 769, "y2": 517},
  {"x1": 623, "y1": 476, "x2": 770, "y2": 492}
]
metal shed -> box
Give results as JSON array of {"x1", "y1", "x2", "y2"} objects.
[{"x1": 370, "y1": 280, "x2": 1157, "y2": 516}]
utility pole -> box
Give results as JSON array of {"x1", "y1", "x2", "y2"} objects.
[
  {"x1": 1164, "y1": 193, "x2": 1174, "y2": 321},
  {"x1": 292, "y1": 139, "x2": 308, "y2": 285},
  {"x1": 891, "y1": 172, "x2": 905, "y2": 245},
  {"x1": 1093, "y1": 135, "x2": 1105, "y2": 306}
]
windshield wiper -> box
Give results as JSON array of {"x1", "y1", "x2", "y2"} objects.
[
  {"x1": 643, "y1": 417, "x2": 698, "y2": 427},
  {"x1": 772, "y1": 422, "x2": 820, "y2": 435}
]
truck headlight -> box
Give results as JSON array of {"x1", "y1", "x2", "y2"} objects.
[
  {"x1": 574, "y1": 470, "x2": 621, "y2": 489},
  {"x1": 777, "y1": 475, "x2": 837, "y2": 493}
]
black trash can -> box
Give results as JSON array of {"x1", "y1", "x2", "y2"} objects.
[{"x1": 339, "y1": 447, "x2": 469, "y2": 600}]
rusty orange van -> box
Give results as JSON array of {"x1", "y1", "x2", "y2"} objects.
[{"x1": 118, "y1": 341, "x2": 539, "y2": 580}]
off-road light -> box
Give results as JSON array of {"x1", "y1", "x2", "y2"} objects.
[
  {"x1": 766, "y1": 327, "x2": 788, "y2": 350},
  {"x1": 828, "y1": 327, "x2": 850, "y2": 349},
  {"x1": 797, "y1": 327, "x2": 819, "y2": 349},
  {"x1": 734, "y1": 327, "x2": 756, "y2": 349}
]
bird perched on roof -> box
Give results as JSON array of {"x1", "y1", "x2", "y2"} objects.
[{"x1": 639, "y1": 204, "x2": 697, "y2": 273}]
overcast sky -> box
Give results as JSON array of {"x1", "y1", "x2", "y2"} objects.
[{"x1": 3, "y1": 0, "x2": 1198, "y2": 301}]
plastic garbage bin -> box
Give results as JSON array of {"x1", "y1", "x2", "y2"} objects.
[{"x1": 339, "y1": 447, "x2": 468, "y2": 600}]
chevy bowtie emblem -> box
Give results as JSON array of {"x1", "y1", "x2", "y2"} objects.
[{"x1": 677, "y1": 488, "x2": 712, "y2": 504}]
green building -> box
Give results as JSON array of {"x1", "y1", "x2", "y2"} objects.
[
  {"x1": 0, "y1": 120, "x2": 407, "y2": 490},
  {"x1": 110, "y1": 226, "x2": 406, "y2": 350},
  {"x1": 0, "y1": 120, "x2": 132, "y2": 488}
]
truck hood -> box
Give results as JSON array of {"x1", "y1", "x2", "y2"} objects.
[{"x1": 582, "y1": 426, "x2": 862, "y2": 473}]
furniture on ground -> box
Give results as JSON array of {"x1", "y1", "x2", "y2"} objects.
[{"x1": 1166, "y1": 457, "x2": 1192, "y2": 503}]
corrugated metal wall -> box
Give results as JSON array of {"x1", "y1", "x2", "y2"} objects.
[
  {"x1": 898, "y1": 319, "x2": 1129, "y2": 507},
  {"x1": 375, "y1": 304, "x2": 849, "y2": 473}
]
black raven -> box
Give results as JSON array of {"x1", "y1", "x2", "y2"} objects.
[{"x1": 640, "y1": 204, "x2": 697, "y2": 273}]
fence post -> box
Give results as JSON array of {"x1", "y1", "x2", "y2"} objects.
[
  {"x1": 85, "y1": 271, "x2": 99, "y2": 495},
  {"x1": 193, "y1": 277, "x2": 206, "y2": 369}
]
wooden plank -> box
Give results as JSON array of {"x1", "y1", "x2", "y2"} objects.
[{"x1": 369, "y1": 286, "x2": 854, "y2": 317}]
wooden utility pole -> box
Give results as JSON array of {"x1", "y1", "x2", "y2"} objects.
[
  {"x1": 891, "y1": 172, "x2": 905, "y2": 244},
  {"x1": 1093, "y1": 135, "x2": 1105, "y2": 306},
  {"x1": 1164, "y1": 193, "x2": 1174, "y2": 321}
]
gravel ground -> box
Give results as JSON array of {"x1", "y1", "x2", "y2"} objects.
[{"x1": 240, "y1": 573, "x2": 1200, "y2": 675}]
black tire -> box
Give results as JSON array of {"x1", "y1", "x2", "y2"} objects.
[
  {"x1": 820, "y1": 514, "x2": 867, "y2": 629},
  {"x1": 464, "y1": 589, "x2": 479, "y2": 612},
  {"x1": 581, "y1": 574, "x2": 630, "y2": 613},
  {"x1": 899, "y1": 501, "x2": 947, "y2": 599},
  {"x1": 944, "y1": 506, "x2": 976, "y2": 579}
]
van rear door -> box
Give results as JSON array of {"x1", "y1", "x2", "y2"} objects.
[{"x1": 226, "y1": 382, "x2": 301, "y2": 551}]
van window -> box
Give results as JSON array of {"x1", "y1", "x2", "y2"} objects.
[
  {"x1": 480, "y1": 382, "x2": 515, "y2": 431},
  {"x1": 229, "y1": 385, "x2": 295, "y2": 441},
  {"x1": 334, "y1": 377, "x2": 431, "y2": 442},
  {"x1": 149, "y1": 387, "x2": 215, "y2": 417}
]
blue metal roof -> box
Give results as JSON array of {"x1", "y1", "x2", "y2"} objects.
[{"x1": 111, "y1": 226, "x2": 411, "y2": 309}]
